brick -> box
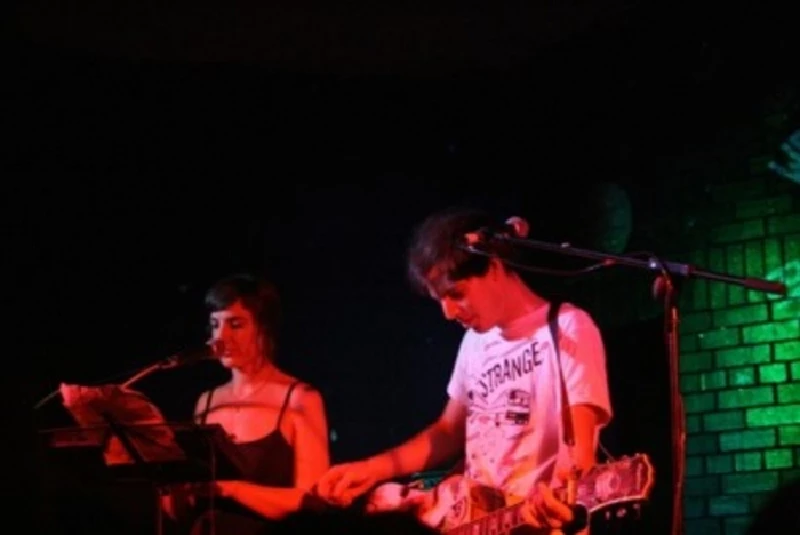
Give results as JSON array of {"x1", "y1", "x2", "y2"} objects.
[
  {"x1": 743, "y1": 241, "x2": 766, "y2": 303},
  {"x1": 704, "y1": 411, "x2": 745, "y2": 432},
  {"x1": 692, "y1": 280, "x2": 710, "y2": 310},
  {"x1": 777, "y1": 384, "x2": 800, "y2": 405},
  {"x1": 720, "y1": 428, "x2": 776, "y2": 451},
  {"x1": 708, "y1": 494, "x2": 750, "y2": 516},
  {"x1": 681, "y1": 351, "x2": 713, "y2": 373},
  {"x1": 758, "y1": 363, "x2": 787, "y2": 383},
  {"x1": 786, "y1": 261, "x2": 800, "y2": 299},
  {"x1": 764, "y1": 448, "x2": 794, "y2": 469},
  {"x1": 723, "y1": 516, "x2": 753, "y2": 535},
  {"x1": 778, "y1": 425, "x2": 800, "y2": 446},
  {"x1": 685, "y1": 475, "x2": 721, "y2": 496},
  {"x1": 705, "y1": 454, "x2": 732, "y2": 474},
  {"x1": 710, "y1": 220, "x2": 765, "y2": 244},
  {"x1": 712, "y1": 304, "x2": 769, "y2": 327},
  {"x1": 700, "y1": 328, "x2": 741, "y2": 350},
  {"x1": 684, "y1": 496, "x2": 706, "y2": 518},
  {"x1": 709, "y1": 245, "x2": 726, "y2": 273},
  {"x1": 743, "y1": 241, "x2": 764, "y2": 278},
  {"x1": 771, "y1": 298, "x2": 800, "y2": 321},
  {"x1": 746, "y1": 404, "x2": 800, "y2": 427},
  {"x1": 687, "y1": 455, "x2": 705, "y2": 476},
  {"x1": 792, "y1": 362, "x2": 800, "y2": 381},
  {"x1": 774, "y1": 340, "x2": 800, "y2": 361},
  {"x1": 686, "y1": 392, "x2": 716, "y2": 413},
  {"x1": 708, "y1": 248, "x2": 728, "y2": 308},
  {"x1": 780, "y1": 469, "x2": 800, "y2": 484},
  {"x1": 784, "y1": 234, "x2": 800, "y2": 262},
  {"x1": 681, "y1": 334, "x2": 700, "y2": 353},
  {"x1": 710, "y1": 284, "x2": 727, "y2": 309},
  {"x1": 688, "y1": 248, "x2": 708, "y2": 267},
  {"x1": 715, "y1": 344, "x2": 770, "y2": 368},
  {"x1": 682, "y1": 374, "x2": 701, "y2": 393},
  {"x1": 683, "y1": 311, "x2": 713, "y2": 333},
  {"x1": 726, "y1": 244, "x2": 745, "y2": 277},
  {"x1": 688, "y1": 434, "x2": 719, "y2": 455},
  {"x1": 741, "y1": 319, "x2": 800, "y2": 344},
  {"x1": 734, "y1": 451, "x2": 762, "y2": 471},
  {"x1": 702, "y1": 370, "x2": 727, "y2": 390},
  {"x1": 718, "y1": 386, "x2": 774, "y2": 409},
  {"x1": 746, "y1": 288, "x2": 768, "y2": 303},
  {"x1": 722, "y1": 471, "x2": 780, "y2": 494},
  {"x1": 728, "y1": 286, "x2": 746, "y2": 307},
  {"x1": 728, "y1": 367, "x2": 756, "y2": 386},
  {"x1": 763, "y1": 238, "x2": 783, "y2": 273},
  {"x1": 736, "y1": 195, "x2": 793, "y2": 219},
  {"x1": 768, "y1": 214, "x2": 800, "y2": 235},
  {"x1": 685, "y1": 518, "x2": 721, "y2": 535},
  {"x1": 687, "y1": 414, "x2": 702, "y2": 433}
]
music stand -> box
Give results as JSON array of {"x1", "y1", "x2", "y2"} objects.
[{"x1": 40, "y1": 385, "x2": 247, "y2": 535}]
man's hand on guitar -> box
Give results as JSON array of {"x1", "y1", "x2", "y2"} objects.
[
  {"x1": 314, "y1": 460, "x2": 382, "y2": 507},
  {"x1": 366, "y1": 482, "x2": 430, "y2": 513},
  {"x1": 520, "y1": 482, "x2": 575, "y2": 531}
]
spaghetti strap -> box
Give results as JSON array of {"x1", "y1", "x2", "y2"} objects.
[
  {"x1": 201, "y1": 387, "x2": 216, "y2": 424},
  {"x1": 275, "y1": 381, "x2": 300, "y2": 429}
]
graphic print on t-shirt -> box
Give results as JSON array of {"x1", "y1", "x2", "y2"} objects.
[{"x1": 464, "y1": 337, "x2": 548, "y2": 487}]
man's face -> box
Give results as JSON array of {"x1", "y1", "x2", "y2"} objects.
[
  {"x1": 426, "y1": 262, "x2": 500, "y2": 333},
  {"x1": 208, "y1": 300, "x2": 264, "y2": 368}
]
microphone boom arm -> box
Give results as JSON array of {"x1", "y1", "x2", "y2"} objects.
[{"x1": 488, "y1": 235, "x2": 786, "y2": 295}]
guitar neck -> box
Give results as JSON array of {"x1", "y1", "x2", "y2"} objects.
[{"x1": 446, "y1": 501, "x2": 526, "y2": 535}]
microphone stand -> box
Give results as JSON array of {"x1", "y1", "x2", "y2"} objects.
[
  {"x1": 33, "y1": 352, "x2": 190, "y2": 410},
  {"x1": 476, "y1": 235, "x2": 786, "y2": 535}
]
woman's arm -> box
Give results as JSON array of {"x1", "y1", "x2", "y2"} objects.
[
  {"x1": 290, "y1": 386, "x2": 331, "y2": 491},
  {"x1": 215, "y1": 482, "x2": 307, "y2": 519}
]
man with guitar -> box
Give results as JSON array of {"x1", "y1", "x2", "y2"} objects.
[{"x1": 315, "y1": 207, "x2": 615, "y2": 534}]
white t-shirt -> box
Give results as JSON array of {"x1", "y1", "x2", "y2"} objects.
[{"x1": 446, "y1": 302, "x2": 612, "y2": 499}]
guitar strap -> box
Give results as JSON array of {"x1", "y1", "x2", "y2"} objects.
[
  {"x1": 548, "y1": 301, "x2": 593, "y2": 535},
  {"x1": 547, "y1": 301, "x2": 576, "y2": 451}
]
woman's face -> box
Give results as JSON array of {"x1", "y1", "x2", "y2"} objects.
[{"x1": 208, "y1": 300, "x2": 265, "y2": 369}]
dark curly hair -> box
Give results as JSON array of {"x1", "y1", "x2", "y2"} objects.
[
  {"x1": 204, "y1": 272, "x2": 282, "y2": 352},
  {"x1": 406, "y1": 207, "x2": 519, "y2": 295}
]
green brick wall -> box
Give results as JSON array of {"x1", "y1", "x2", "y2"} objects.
[{"x1": 679, "y1": 169, "x2": 800, "y2": 535}]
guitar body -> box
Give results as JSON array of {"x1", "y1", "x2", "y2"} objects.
[
  {"x1": 368, "y1": 454, "x2": 655, "y2": 535},
  {"x1": 431, "y1": 479, "x2": 530, "y2": 533}
]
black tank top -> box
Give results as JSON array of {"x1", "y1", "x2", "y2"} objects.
[
  {"x1": 201, "y1": 380, "x2": 299, "y2": 488},
  {"x1": 189, "y1": 381, "x2": 301, "y2": 535}
]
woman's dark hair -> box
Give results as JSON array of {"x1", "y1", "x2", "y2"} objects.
[
  {"x1": 406, "y1": 207, "x2": 518, "y2": 295},
  {"x1": 204, "y1": 273, "x2": 282, "y2": 348}
]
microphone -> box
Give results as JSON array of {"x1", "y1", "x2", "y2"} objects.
[
  {"x1": 464, "y1": 216, "x2": 530, "y2": 247},
  {"x1": 161, "y1": 340, "x2": 225, "y2": 369}
]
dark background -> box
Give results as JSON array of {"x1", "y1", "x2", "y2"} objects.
[{"x1": 4, "y1": 0, "x2": 798, "y2": 533}]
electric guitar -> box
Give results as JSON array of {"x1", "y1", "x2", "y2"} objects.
[{"x1": 369, "y1": 454, "x2": 655, "y2": 534}]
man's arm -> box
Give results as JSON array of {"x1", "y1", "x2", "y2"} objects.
[
  {"x1": 565, "y1": 403, "x2": 607, "y2": 475},
  {"x1": 363, "y1": 397, "x2": 467, "y2": 482}
]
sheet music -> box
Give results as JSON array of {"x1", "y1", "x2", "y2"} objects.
[{"x1": 62, "y1": 384, "x2": 186, "y2": 465}]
